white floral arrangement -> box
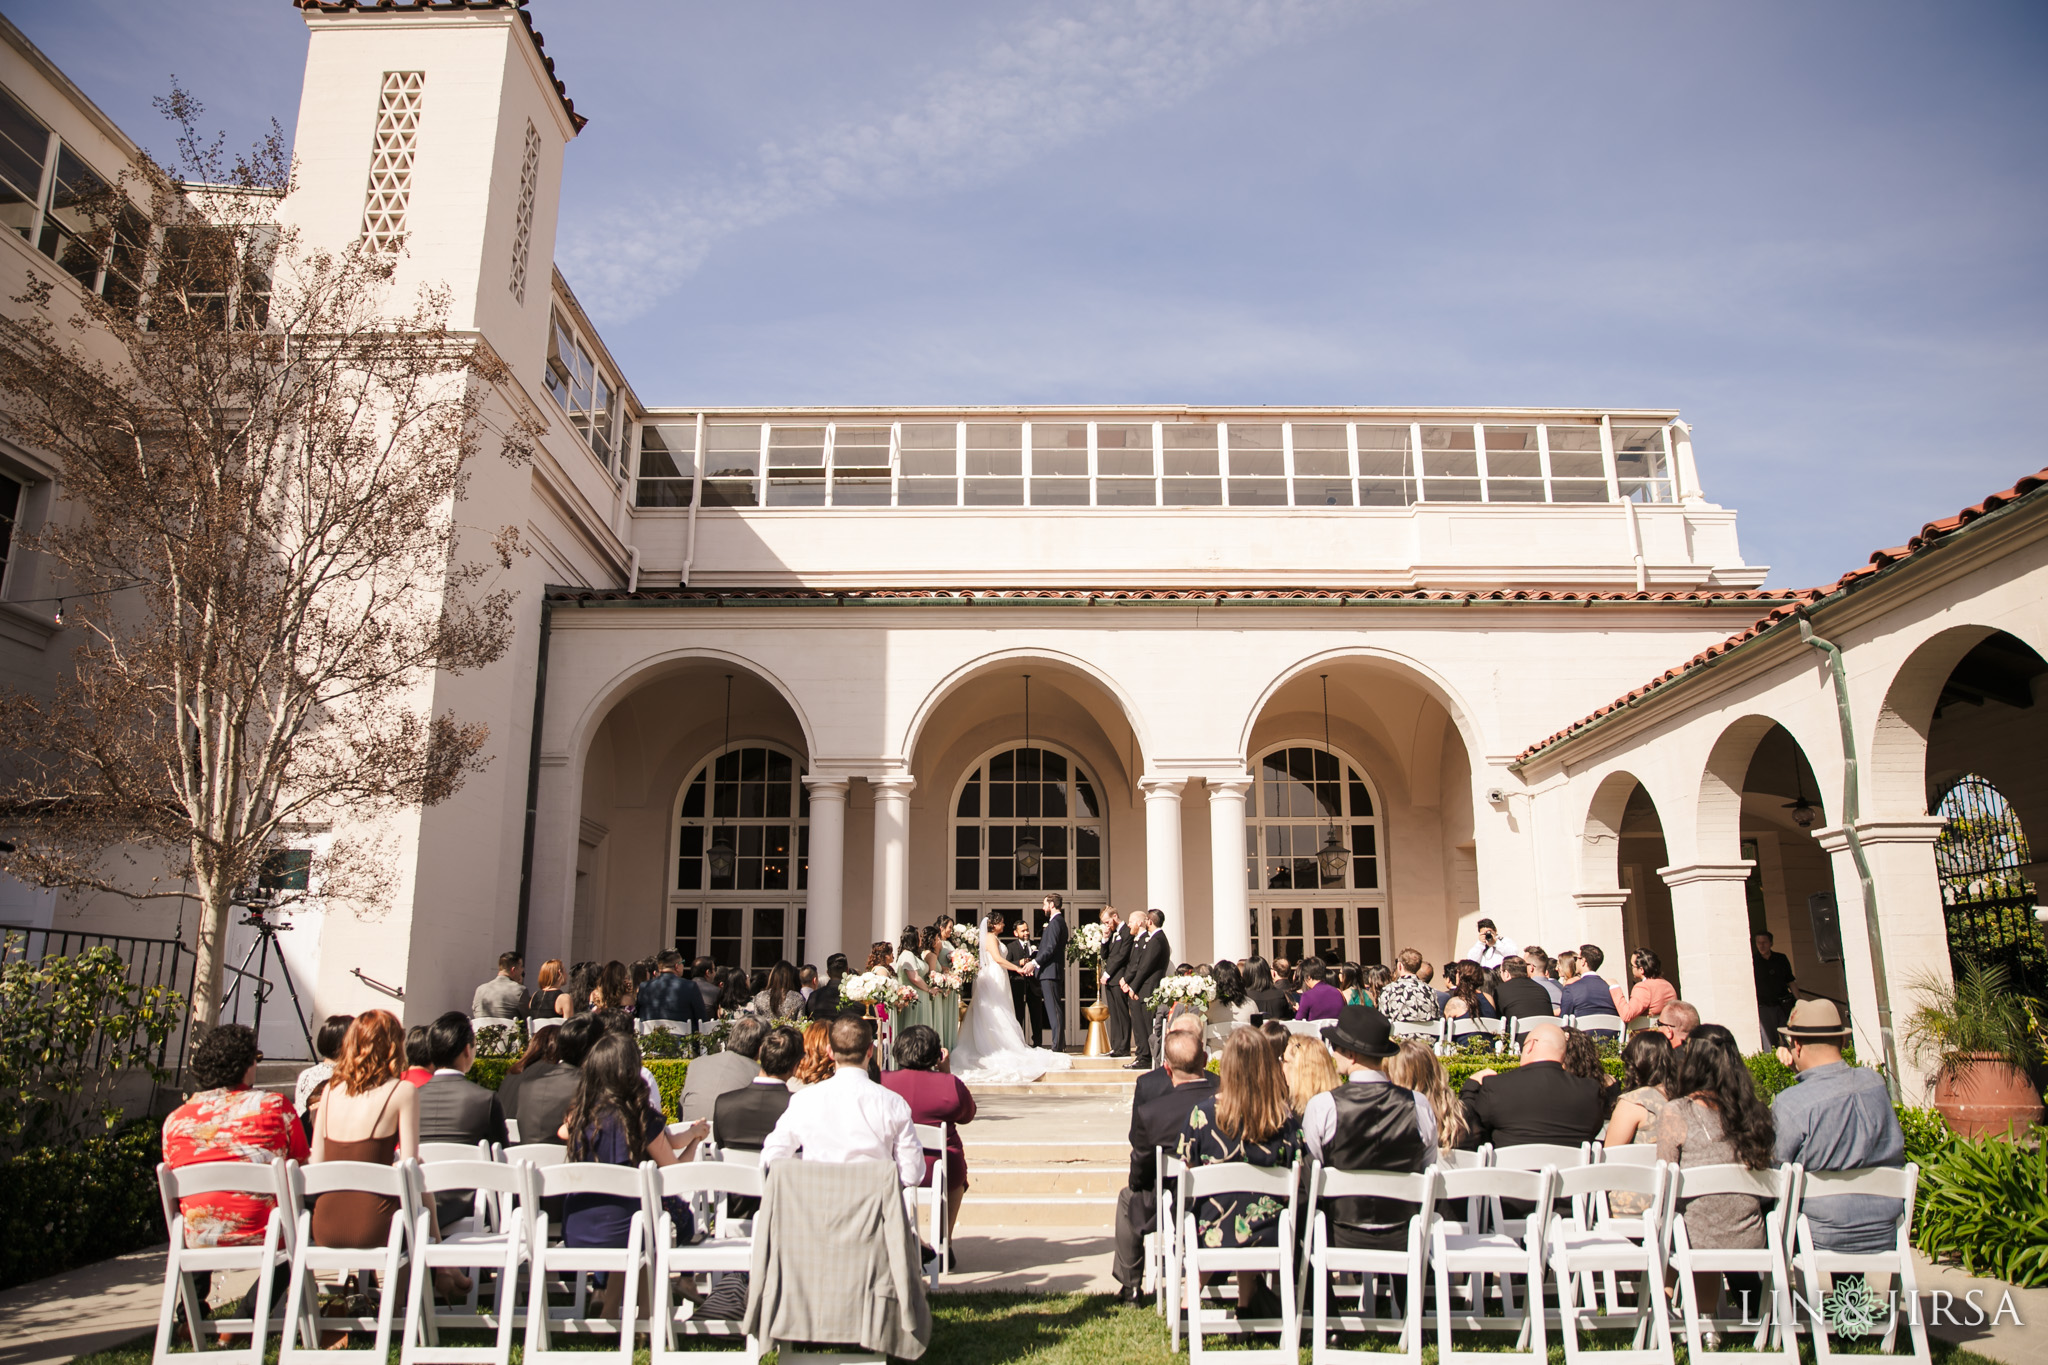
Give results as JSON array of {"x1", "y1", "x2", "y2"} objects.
[
  {"x1": 1066, "y1": 920, "x2": 1108, "y2": 966},
  {"x1": 1147, "y1": 973, "x2": 1217, "y2": 1013},
  {"x1": 842, "y1": 969, "x2": 918, "y2": 1012},
  {"x1": 929, "y1": 971, "x2": 962, "y2": 992},
  {"x1": 948, "y1": 922, "x2": 982, "y2": 976}
]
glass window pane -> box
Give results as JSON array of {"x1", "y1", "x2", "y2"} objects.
[
  {"x1": 899, "y1": 423, "x2": 958, "y2": 475},
  {"x1": 965, "y1": 477, "x2": 1023, "y2": 505},
  {"x1": 1552, "y1": 480, "x2": 1610, "y2": 503},
  {"x1": 1031, "y1": 478, "x2": 1088, "y2": 505},
  {"x1": 1424, "y1": 479, "x2": 1481, "y2": 502},
  {"x1": 957, "y1": 773, "x2": 980, "y2": 817},
  {"x1": 1614, "y1": 426, "x2": 1672, "y2": 503},
  {"x1": 1229, "y1": 478, "x2": 1287, "y2": 506},
  {"x1": 1295, "y1": 478, "x2": 1354, "y2": 507},
  {"x1": 829, "y1": 425, "x2": 892, "y2": 505},
  {"x1": 964, "y1": 423, "x2": 1022, "y2": 477},
  {"x1": 1031, "y1": 424, "x2": 1088, "y2": 476},
  {"x1": 1096, "y1": 477, "x2": 1156, "y2": 506},
  {"x1": 898, "y1": 479, "x2": 957, "y2": 506},
  {"x1": 1489, "y1": 479, "x2": 1546, "y2": 502},
  {"x1": 1161, "y1": 425, "x2": 1219, "y2": 475},
  {"x1": 0, "y1": 87, "x2": 47, "y2": 238},
  {"x1": 1419, "y1": 425, "x2": 1477, "y2": 477},
  {"x1": 1227, "y1": 423, "x2": 1284, "y2": 476},
  {"x1": 765, "y1": 426, "x2": 826, "y2": 506},
  {"x1": 1163, "y1": 477, "x2": 1222, "y2": 506},
  {"x1": 1547, "y1": 424, "x2": 1604, "y2": 472},
  {"x1": 1095, "y1": 424, "x2": 1154, "y2": 476}
]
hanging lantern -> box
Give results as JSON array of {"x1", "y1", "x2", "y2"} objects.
[
  {"x1": 1316, "y1": 673, "x2": 1350, "y2": 880},
  {"x1": 1784, "y1": 754, "x2": 1820, "y2": 829}
]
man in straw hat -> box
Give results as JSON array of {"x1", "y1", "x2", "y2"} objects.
[
  {"x1": 1303, "y1": 1005, "x2": 1437, "y2": 1251},
  {"x1": 1771, "y1": 998, "x2": 1905, "y2": 1254}
]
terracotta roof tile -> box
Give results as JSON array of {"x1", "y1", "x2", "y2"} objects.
[
  {"x1": 293, "y1": 0, "x2": 586, "y2": 132},
  {"x1": 1513, "y1": 467, "x2": 2048, "y2": 762},
  {"x1": 545, "y1": 585, "x2": 1808, "y2": 607}
]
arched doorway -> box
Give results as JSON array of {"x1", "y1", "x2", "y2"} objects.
[
  {"x1": 1933, "y1": 773, "x2": 2045, "y2": 996},
  {"x1": 668, "y1": 742, "x2": 811, "y2": 971},
  {"x1": 1244, "y1": 742, "x2": 1386, "y2": 967}
]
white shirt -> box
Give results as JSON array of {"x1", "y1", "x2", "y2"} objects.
[
  {"x1": 1302, "y1": 1067, "x2": 1439, "y2": 1161},
  {"x1": 759, "y1": 1063, "x2": 924, "y2": 1187},
  {"x1": 1467, "y1": 933, "x2": 1522, "y2": 970}
]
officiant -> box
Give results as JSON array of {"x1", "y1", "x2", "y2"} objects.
[{"x1": 1006, "y1": 918, "x2": 1049, "y2": 1045}]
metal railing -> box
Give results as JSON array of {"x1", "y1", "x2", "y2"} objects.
[{"x1": 0, "y1": 926, "x2": 198, "y2": 1118}]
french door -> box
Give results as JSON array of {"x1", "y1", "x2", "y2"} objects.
[
  {"x1": 671, "y1": 901, "x2": 808, "y2": 973},
  {"x1": 1248, "y1": 902, "x2": 1384, "y2": 968}
]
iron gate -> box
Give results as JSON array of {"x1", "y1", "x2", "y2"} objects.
[{"x1": 1933, "y1": 774, "x2": 2047, "y2": 999}]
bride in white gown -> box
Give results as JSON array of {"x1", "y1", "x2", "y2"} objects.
[{"x1": 949, "y1": 914, "x2": 1075, "y2": 1085}]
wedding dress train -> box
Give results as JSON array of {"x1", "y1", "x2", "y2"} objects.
[{"x1": 948, "y1": 917, "x2": 1074, "y2": 1085}]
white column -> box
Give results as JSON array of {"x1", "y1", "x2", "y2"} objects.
[
  {"x1": 870, "y1": 776, "x2": 916, "y2": 946},
  {"x1": 802, "y1": 777, "x2": 848, "y2": 965},
  {"x1": 1207, "y1": 776, "x2": 1253, "y2": 964},
  {"x1": 1141, "y1": 776, "x2": 1186, "y2": 935},
  {"x1": 1813, "y1": 818, "x2": 1949, "y2": 1100},
  {"x1": 1570, "y1": 890, "x2": 1632, "y2": 965},
  {"x1": 1657, "y1": 861, "x2": 1761, "y2": 1053}
]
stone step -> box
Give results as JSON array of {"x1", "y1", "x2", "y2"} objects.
[
  {"x1": 955, "y1": 1194, "x2": 1117, "y2": 1231},
  {"x1": 970, "y1": 1080, "x2": 1134, "y2": 1097},
  {"x1": 964, "y1": 1139, "x2": 1129, "y2": 1165},
  {"x1": 967, "y1": 1165, "x2": 1127, "y2": 1195}
]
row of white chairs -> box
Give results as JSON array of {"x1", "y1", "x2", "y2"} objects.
[
  {"x1": 1147, "y1": 1141, "x2": 1927, "y2": 1365},
  {"x1": 156, "y1": 1123, "x2": 951, "y2": 1365},
  {"x1": 1365, "y1": 1011, "x2": 1630, "y2": 1054}
]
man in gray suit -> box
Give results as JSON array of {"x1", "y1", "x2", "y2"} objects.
[{"x1": 677, "y1": 1015, "x2": 769, "y2": 1122}]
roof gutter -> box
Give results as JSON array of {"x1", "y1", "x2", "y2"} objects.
[{"x1": 545, "y1": 590, "x2": 1786, "y2": 611}]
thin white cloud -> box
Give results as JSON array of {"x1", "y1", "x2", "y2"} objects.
[{"x1": 560, "y1": 0, "x2": 1350, "y2": 321}]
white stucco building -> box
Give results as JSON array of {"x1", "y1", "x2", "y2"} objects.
[{"x1": 2, "y1": 2, "x2": 2041, "y2": 1098}]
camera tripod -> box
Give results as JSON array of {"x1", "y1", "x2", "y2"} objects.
[{"x1": 219, "y1": 896, "x2": 316, "y2": 1059}]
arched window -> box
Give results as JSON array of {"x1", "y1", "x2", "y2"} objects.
[
  {"x1": 1933, "y1": 774, "x2": 2043, "y2": 993},
  {"x1": 952, "y1": 744, "x2": 1105, "y2": 894},
  {"x1": 671, "y1": 744, "x2": 809, "y2": 970},
  {"x1": 1245, "y1": 742, "x2": 1386, "y2": 966}
]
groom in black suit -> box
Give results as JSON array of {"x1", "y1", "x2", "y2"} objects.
[
  {"x1": 1032, "y1": 894, "x2": 1071, "y2": 1051},
  {"x1": 1122, "y1": 909, "x2": 1172, "y2": 1070}
]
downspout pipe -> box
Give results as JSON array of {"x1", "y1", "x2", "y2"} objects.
[
  {"x1": 513, "y1": 594, "x2": 554, "y2": 961},
  {"x1": 1798, "y1": 614, "x2": 1901, "y2": 1099}
]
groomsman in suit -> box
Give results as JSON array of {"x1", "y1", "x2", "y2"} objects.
[
  {"x1": 1121, "y1": 909, "x2": 1172, "y2": 1071},
  {"x1": 1098, "y1": 907, "x2": 1133, "y2": 1057},
  {"x1": 1032, "y1": 893, "x2": 1071, "y2": 1051}
]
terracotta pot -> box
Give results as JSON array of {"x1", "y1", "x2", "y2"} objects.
[{"x1": 1931, "y1": 1052, "x2": 2046, "y2": 1138}]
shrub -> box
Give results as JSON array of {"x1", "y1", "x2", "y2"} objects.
[
  {"x1": 1896, "y1": 1105, "x2": 1952, "y2": 1163},
  {"x1": 1912, "y1": 1128, "x2": 2048, "y2": 1287},
  {"x1": 0, "y1": 1121, "x2": 165, "y2": 1290},
  {"x1": 468, "y1": 1056, "x2": 690, "y2": 1120},
  {"x1": 0, "y1": 944, "x2": 183, "y2": 1147}
]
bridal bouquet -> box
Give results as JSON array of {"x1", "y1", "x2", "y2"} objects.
[
  {"x1": 948, "y1": 946, "x2": 979, "y2": 976},
  {"x1": 948, "y1": 922, "x2": 982, "y2": 976},
  {"x1": 929, "y1": 971, "x2": 963, "y2": 993},
  {"x1": 1065, "y1": 920, "x2": 1107, "y2": 966},
  {"x1": 1148, "y1": 973, "x2": 1217, "y2": 1013}
]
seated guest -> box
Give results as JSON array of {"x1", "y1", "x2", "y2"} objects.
[
  {"x1": 1440, "y1": 960, "x2": 1499, "y2": 1020},
  {"x1": 1381, "y1": 1040, "x2": 1467, "y2": 1153},
  {"x1": 496, "y1": 1024, "x2": 559, "y2": 1119},
  {"x1": 1111, "y1": 1029, "x2": 1216, "y2": 1303},
  {"x1": 595, "y1": 1007, "x2": 665, "y2": 1112},
  {"x1": 759, "y1": 1018, "x2": 923, "y2": 1186},
  {"x1": 690, "y1": 957, "x2": 721, "y2": 1016},
  {"x1": 1243, "y1": 956, "x2": 1294, "y2": 1021},
  {"x1": 1416, "y1": 961, "x2": 1436, "y2": 987},
  {"x1": 1337, "y1": 962, "x2": 1366, "y2": 1007},
  {"x1": 163, "y1": 1023, "x2": 310, "y2": 1313},
  {"x1": 1282, "y1": 1032, "x2": 1342, "y2": 1116},
  {"x1": 295, "y1": 1013, "x2": 354, "y2": 1134},
  {"x1": 1294, "y1": 958, "x2": 1347, "y2": 1021},
  {"x1": 1177, "y1": 1027, "x2": 1303, "y2": 1321},
  {"x1": 1604, "y1": 1030, "x2": 1674, "y2": 1214},
  {"x1": 1557, "y1": 945, "x2": 1618, "y2": 1035},
  {"x1": 637, "y1": 949, "x2": 709, "y2": 1027},
  {"x1": 1362, "y1": 964, "x2": 1392, "y2": 1007},
  {"x1": 677, "y1": 1015, "x2": 769, "y2": 1122},
  {"x1": 401, "y1": 1025, "x2": 434, "y2": 1086},
  {"x1": 471, "y1": 951, "x2": 527, "y2": 1020},
  {"x1": 1208, "y1": 960, "x2": 1255, "y2": 1049},
  {"x1": 1493, "y1": 955, "x2": 1557, "y2": 1025},
  {"x1": 1133, "y1": 1011, "x2": 1208, "y2": 1105},
  {"x1": 589, "y1": 960, "x2": 634, "y2": 1014},
  {"x1": 1456, "y1": 1023, "x2": 1604, "y2": 1149},
  {"x1": 515, "y1": 1012, "x2": 602, "y2": 1146},
  {"x1": 802, "y1": 953, "x2": 851, "y2": 1018},
  {"x1": 1770, "y1": 1000, "x2": 1905, "y2": 1253},
  {"x1": 751, "y1": 960, "x2": 806, "y2": 1020},
  {"x1": 1612, "y1": 949, "x2": 1677, "y2": 1024},
  {"x1": 1523, "y1": 946, "x2": 1565, "y2": 1009},
  {"x1": 1660, "y1": 1024, "x2": 1775, "y2": 1312},
  {"x1": 632, "y1": 957, "x2": 657, "y2": 994},
  {"x1": 1658, "y1": 999, "x2": 1701, "y2": 1049},
  {"x1": 1561, "y1": 1026, "x2": 1620, "y2": 1116},
  {"x1": 881, "y1": 1024, "x2": 978, "y2": 1248},
  {"x1": 418, "y1": 1012, "x2": 509, "y2": 1146},
  {"x1": 1375, "y1": 949, "x2": 1442, "y2": 1024},
  {"x1": 1258, "y1": 1018, "x2": 1292, "y2": 1060},
  {"x1": 799, "y1": 965, "x2": 820, "y2": 1000},
  {"x1": 716, "y1": 973, "x2": 755, "y2": 1019},
  {"x1": 530, "y1": 958, "x2": 571, "y2": 1022},
  {"x1": 559, "y1": 1032, "x2": 707, "y2": 1319},
  {"x1": 791, "y1": 1019, "x2": 836, "y2": 1088},
  {"x1": 714, "y1": 1025, "x2": 803, "y2": 1150},
  {"x1": 1305, "y1": 1008, "x2": 1436, "y2": 1248}
]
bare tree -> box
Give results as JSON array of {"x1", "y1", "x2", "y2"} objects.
[{"x1": 0, "y1": 90, "x2": 534, "y2": 1029}]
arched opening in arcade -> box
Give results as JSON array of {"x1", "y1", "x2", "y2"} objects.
[
  {"x1": 575, "y1": 660, "x2": 813, "y2": 969},
  {"x1": 1578, "y1": 770, "x2": 1678, "y2": 997},
  {"x1": 1242, "y1": 657, "x2": 1476, "y2": 972}
]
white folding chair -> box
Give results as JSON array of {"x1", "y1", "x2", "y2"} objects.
[
  {"x1": 524, "y1": 1161, "x2": 657, "y2": 1365},
  {"x1": 1505, "y1": 1015, "x2": 1556, "y2": 1042},
  {"x1": 1446, "y1": 1016, "x2": 1507, "y2": 1054},
  {"x1": 638, "y1": 1019, "x2": 692, "y2": 1037},
  {"x1": 1149, "y1": 1149, "x2": 1184, "y2": 1321},
  {"x1": 1389, "y1": 1019, "x2": 1445, "y2": 1045},
  {"x1": 1306, "y1": 1166, "x2": 1437, "y2": 1365},
  {"x1": 1669, "y1": 1162, "x2": 1802, "y2": 1365},
  {"x1": 504, "y1": 1142, "x2": 569, "y2": 1167},
  {"x1": 472, "y1": 1017, "x2": 520, "y2": 1034},
  {"x1": 1489, "y1": 1142, "x2": 1593, "y2": 1237},
  {"x1": 419, "y1": 1140, "x2": 495, "y2": 1166},
  {"x1": 1431, "y1": 1165, "x2": 1556, "y2": 1365},
  {"x1": 529, "y1": 1017, "x2": 562, "y2": 1034},
  {"x1": 650, "y1": 1162, "x2": 764, "y2": 1364},
  {"x1": 504, "y1": 1119, "x2": 521, "y2": 1143},
  {"x1": 1179, "y1": 1161, "x2": 1302, "y2": 1364},
  {"x1": 909, "y1": 1122, "x2": 949, "y2": 1286},
  {"x1": 278, "y1": 1159, "x2": 421, "y2": 1365},
  {"x1": 1794, "y1": 1164, "x2": 1928, "y2": 1365},
  {"x1": 400, "y1": 1160, "x2": 536, "y2": 1365},
  {"x1": 1546, "y1": 1162, "x2": 1674, "y2": 1365},
  {"x1": 153, "y1": 1160, "x2": 294, "y2": 1365},
  {"x1": 1571, "y1": 1012, "x2": 1626, "y2": 1038},
  {"x1": 1592, "y1": 1145, "x2": 1667, "y2": 1316}
]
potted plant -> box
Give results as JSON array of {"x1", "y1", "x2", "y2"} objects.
[{"x1": 1904, "y1": 961, "x2": 2045, "y2": 1138}]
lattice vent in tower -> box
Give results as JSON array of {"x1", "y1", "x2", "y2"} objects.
[
  {"x1": 361, "y1": 71, "x2": 425, "y2": 253},
  {"x1": 509, "y1": 120, "x2": 540, "y2": 303}
]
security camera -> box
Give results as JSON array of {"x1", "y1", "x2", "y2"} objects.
[{"x1": 1486, "y1": 788, "x2": 1507, "y2": 805}]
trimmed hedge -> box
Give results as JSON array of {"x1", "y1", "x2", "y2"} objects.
[
  {"x1": 469, "y1": 1057, "x2": 691, "y2": 1121},
  {"x1": 0, "y1": 1121, "x2": 165, "y2": 1290}
]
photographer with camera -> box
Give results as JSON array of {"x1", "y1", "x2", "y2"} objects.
[{"x1": 1464, "y1": 918, "x2": 1522, "y2": 972}]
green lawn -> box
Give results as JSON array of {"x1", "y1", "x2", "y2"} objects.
[{"x1": 75, "y1": 1292, "x2": 2010, "y2": 1365}]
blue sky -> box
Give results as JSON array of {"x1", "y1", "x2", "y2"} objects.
[{"x1": 10, "y1": 0, "x2": 2047, "y2": 590}]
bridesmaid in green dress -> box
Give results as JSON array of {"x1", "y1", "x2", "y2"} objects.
[
  {"x1": 894, "y1": 926, "x2": 935, "y2": 1040},
  {"x1": 920, "y1": 922, "x2": 959, "y2": 1050}
]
